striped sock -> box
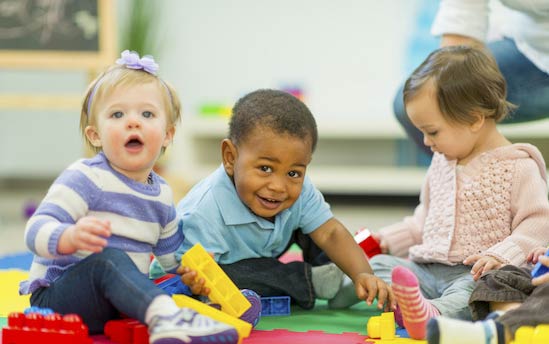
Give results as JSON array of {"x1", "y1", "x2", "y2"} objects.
[{"x1": 391, "y1": 266, "x2": 440, "y2": 339}]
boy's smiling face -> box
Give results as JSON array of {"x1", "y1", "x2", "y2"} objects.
[{"x1": 222, "y1": 125, "x2": 313, "y2": 220}]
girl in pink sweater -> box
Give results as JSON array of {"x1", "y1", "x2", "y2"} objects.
[{"x1": 332, "y1": 46, "x2": 549, "y2": 340}]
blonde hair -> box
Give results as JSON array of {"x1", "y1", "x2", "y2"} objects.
[
  {"x1": 80, "y1": 65, "x2": 182, "y2": 153},
  {"x1": 403, "y1": 46, "x2": 516, "y2": 125}
]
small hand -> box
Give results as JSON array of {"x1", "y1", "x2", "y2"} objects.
[
  {"x1": 532, "y1": 254, "x2": 549, "y2": 286},
  {"x1": 527, "y1": 247, "x2": 548, "y2": 264},
  {"x1": 354, "y1": 273, "x2": 396, "y2": 311},
  {"x1": 59, "y1": 216, "x2": 111, "y2": 254},
  {"x1": 176, "y1": 265, "x2": 210, "y2": 296},
  {"x1": 371, "y1": 233, "x2": 389, "y2": 254},
  {"x1": 463, "y1": 254, "x2": 503, "y2": 281}
]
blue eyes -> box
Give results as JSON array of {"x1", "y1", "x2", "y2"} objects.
[{"x1": 110, "y1": 111, "x2": 154, "y2": 119}]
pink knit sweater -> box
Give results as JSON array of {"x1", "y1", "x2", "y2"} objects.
[{"x1": 379, "y1": 143, "x2": 549, "y2": 267}]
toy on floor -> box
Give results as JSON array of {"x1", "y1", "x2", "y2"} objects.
[
  {"x1": 511, "y1": 324, "x2": 549, "y2": 344},
  {"x1": 2, "y1": 310, "x2": 92, "y2": 344},
  {"x1": 367, "y1": 311, "x2": 396, "y2": 340},
  {"x1": 260, "y1": 296, "x2": 291, "y2": 316},
  {"x1": 172, "y1": 294, "x2": 252, "y2": 341},
  {"x1": 354, "y1": 228, "x2": 382, "y2": 258},
  {"x1": 531, "y1": 250, "x2": 549, "y2": 278},
  {"x1": 153, "y1": 273, "x2": 192, "y2": 296},
  {"x1": 104, "y1": 318, "x2": 148, "y2": 344},
  {"x1": 182, "y1": 243, "x2": 251, "y2": 318}
]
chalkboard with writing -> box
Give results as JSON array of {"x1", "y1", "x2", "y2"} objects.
[{"x1": 0, "y1": 0, "x2": 115, "y2": 69}]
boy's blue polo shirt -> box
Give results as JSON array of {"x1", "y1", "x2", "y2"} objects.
[{"x1": 175, "y1": 165, "x2": 333, "y2": 264}]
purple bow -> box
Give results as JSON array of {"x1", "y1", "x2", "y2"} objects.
[{"x1": 116, "y1": 50, "x2": 159, "y2": 75}]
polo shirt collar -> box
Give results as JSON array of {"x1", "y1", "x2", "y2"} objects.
[{"x1": 213, "y1": 166, "x2": 289, "y2": 229}]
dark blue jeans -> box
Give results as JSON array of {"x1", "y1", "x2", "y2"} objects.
[
  {"x1": 219, "y1": 230, "x2": 330, "y2": 310},
  {"x1": 30, "y1": 248, "x2": 165, "y2": 334},
  {"x1": 394, "y1": 38, "x2": 549, "y2": 155}
]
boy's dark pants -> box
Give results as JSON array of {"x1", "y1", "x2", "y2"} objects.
[
  {"x1": 219, "y1": 231, "x2": 330, "y2": 310},
  {"x1": 470, "y1": 265, "x2": 549, "y2": 335}
]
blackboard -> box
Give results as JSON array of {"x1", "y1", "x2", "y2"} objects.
[{"x1": 0, "y1": 0, "x2": 115, "y2": 69}]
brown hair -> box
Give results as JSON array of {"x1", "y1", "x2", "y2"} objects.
[
  {"x1": 403, "y1": 45, "x2": 515, "y2": 125},
  {"x1": 80, "y1": 65, "x2": 181, "y2": 153}
]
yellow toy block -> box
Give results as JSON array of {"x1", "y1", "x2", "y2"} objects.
[
  {"x1": 511, "y1": 324, "x2": 549, "y2": 344},
  {"x1": 182, "y1": 243, "x2": 251, "y2": 318},
  {"x1": 172, "y1": 294, "x2": 251, "y2": 342},
  {"x1": 367, "y1": 312, "x2": 396, "y2": 340}
]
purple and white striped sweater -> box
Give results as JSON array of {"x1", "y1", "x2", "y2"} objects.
[{"x1": 20, "y1": 152, "x2": 182, "y2": 295}]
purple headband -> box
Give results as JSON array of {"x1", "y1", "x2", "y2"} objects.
[{"x1": 86, "y1": 50, "x2": 161, "y2": 115}]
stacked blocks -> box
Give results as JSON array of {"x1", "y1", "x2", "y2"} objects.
[
  {"x1": 2, "y1": 311, "x2": 92, "y2": 344},
  {"x1": 367, "y1": 312, "x2": 396, "y2": 340}
]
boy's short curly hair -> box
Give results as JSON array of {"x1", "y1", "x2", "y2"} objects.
[{"x1": 229, "y1": 89, "x2": 318, "y2": 152}]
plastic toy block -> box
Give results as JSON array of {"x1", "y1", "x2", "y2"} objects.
[
  {"x1": 154, "y1": 273, "x2": 192, "y2": 296},
  {"x1": 2, "y1": 311, "x2": 92, "y2": 344},
  {"x1": 172, "y1": 294, "x2": 251, "y2": 341},
  {"x1": 104, "y1": 318, "x2": 148, "y2": 344},
  {"x1": 23, "y1": 306, "x2": 54, "y2": 316},
  {"x1": 367, "y1": 311, "x2": 396, "y2": 340},
  {"x1": 531, "y1": 250, "x2": 549, "y2": 278},
  {"x1": 260, "y1": 296, "x2": 290, "y2": 316},
  {"x1": 511, "y1": 324, "x2": 549, "y2": 344},
  {"x1": 354, "y1": 228, "x2": 382, "y2": 258},
  {"x1": 182, "y1": 243, "x2": 251, "y2": 318}
]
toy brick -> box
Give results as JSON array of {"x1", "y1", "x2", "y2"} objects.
[
  {"x1": 367, "y1": 311, "x2": 396, "y2": 340},
  {"x1": 531, "y1": 250, "x2": 549, "y2": 278},
  {"x1": 511, "y1": 324, "x2": 549, "y2": 344},
  {"x1": 154, "y1": 273, "x2": 192, "y2": 296},
  {"x1": 2, "y1": 311, "x2": 92, "y2": 344},
  {"x1": 260, "y1": 296, "x2": 291, "y2": 316},
  {"x1": 104, "y1": 318, "x2": 148, "y2": 344},
  {"x1": 181, "y1": 243, "x2": 251, "y2": 318},
  {"x1": 172, "y1": 294, "x2": 251, "y2": 341},
  {"x1": 354, "y1": 228, "x2": 382, "y2": 258}
]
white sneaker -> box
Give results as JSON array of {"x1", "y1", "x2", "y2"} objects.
[{"x1": 149, "y1": 308, "x2": 238, "y2": 344}]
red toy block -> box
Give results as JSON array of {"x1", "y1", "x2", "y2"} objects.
[
  {"x1": 354, "y1": 228, "x2": 382, "y2": 258},
  {"x1": 2, "y1": 311, "x2": 92, "y2": 344},
  {"x1": 104, "y1": 318, "x2": 149, "y2": 344}
]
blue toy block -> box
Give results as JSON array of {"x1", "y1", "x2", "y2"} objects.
[
  {"x1": 155, "y1": 274, "x2": 192, "y2": 296},
  {"x1": 531, "y1": 250, "x2": 549, "y2": 278},
  {"x1": 24, "y1": 306, "x2": 54, "y2": 316},
  {"x1": 260, "y1": 296, "x2": 290, "y2": 316}
]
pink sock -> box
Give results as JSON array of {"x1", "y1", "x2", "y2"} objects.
[{"x1": 391, "y1": 266, "x2": 440, "y2": 340}]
